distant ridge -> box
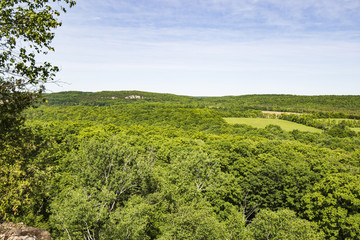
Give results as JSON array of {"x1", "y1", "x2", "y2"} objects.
[{"x1": 43, "y1": 91, "x2": 360, "y2": 116}]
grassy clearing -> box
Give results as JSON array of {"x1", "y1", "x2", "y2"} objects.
[
  {"x1": 351, "y1": 128, "x2": 360, "y2": 133},
  {"x1": 224, "y1": 117, "x2": 323, "y2": 133},
  {"x1": 262, "y1": 111, "x2": 302, "y2": 115}
]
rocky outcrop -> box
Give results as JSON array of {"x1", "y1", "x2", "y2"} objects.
[
  {"x1": 125, "y1": 95, "x2": 145, "y2": 99},
  {"x1": 0, "y1": 222, "x2": 51, "y2": 240}
]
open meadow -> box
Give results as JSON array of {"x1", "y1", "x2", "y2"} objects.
[
  {"x1": 224, "y1": 117, "x2": 323, "y2": 133},
  {"x1": 351, "y1": 128, "x2": 360, "y2": 133}
]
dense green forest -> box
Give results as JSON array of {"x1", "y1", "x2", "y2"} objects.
[
  {"x1": 45, "y1": 91, "x2": 360, "y2": 115},
  {"x1": 2, "y1": 91, "x2": 360, "y2": 239}
]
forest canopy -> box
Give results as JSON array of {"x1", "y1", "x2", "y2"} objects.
[{"x1": 1, "y1": 91, "x2": 359, "y2": 239}]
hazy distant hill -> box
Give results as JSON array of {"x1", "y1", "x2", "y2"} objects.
[
  {"x1": 44, "y1": 91, "x2": 195, "y2": 105},
  {"x1": 44, "y1": 91, "x2": 360, "y2": 116}
]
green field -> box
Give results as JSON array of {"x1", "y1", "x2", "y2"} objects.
[
  {"x1": 224, "y1": 117, "x2": 323, "y2": 133},
  {"x1": 351, "y1": 128, "x2": 360, "y2": 133}
]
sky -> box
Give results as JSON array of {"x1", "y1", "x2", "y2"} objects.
[{"x1": 46, "y1": 0, "x2": 360, "y2": 96}]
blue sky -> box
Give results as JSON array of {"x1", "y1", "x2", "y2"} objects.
[{"x1": 46, "y1": 0, "x2": 360, "y2": 96}]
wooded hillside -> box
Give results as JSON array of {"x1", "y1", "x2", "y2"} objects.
[{"x1": 2, "y1": 91, "x2": 360, "y2": 239}]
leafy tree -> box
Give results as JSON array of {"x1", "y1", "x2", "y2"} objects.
[
  {"x1": 105, "y1": 195, "x2": 161, "y2": 240},
  {"x1": 50, "y1": 137, "x2": 158, "y2": 239},
  {"x1": 0, "y1": 0, "x2": 75, "y2": 223},
  {"x1": 301, "y1": 173, "x2": 360, "y2": 239},
  {"x1": 223, "y1": 205, "x2": 253, "y2": 240},
  {"x1": 0, "y1": 0, "x2": 75, "y2": 129},
  {"x1": 0, "y1": 127, "x2": 59, "y2": 226},
  {"x1": 159, "y1": 198, "x2": 228, "y2": 240},
  {"x1": 326, "y1": 124, "x2": 357, "y2": 138},
  {"x1": 250, "y1": 209, "x2": 324, "y2": 240}
]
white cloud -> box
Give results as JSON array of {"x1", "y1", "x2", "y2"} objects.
[
  {"x1": 44, "y1": 0, "x2": 360, "y2": 96},
  {"x1": 61, "y1": 0, "x2": 360, "y2": 31}
]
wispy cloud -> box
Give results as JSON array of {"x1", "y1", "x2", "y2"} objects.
[
  {"x1": 46, "y1": 0, "x2": 360, "y2": 96},
  {"x1": 62, "y1": 0, "x2": 360, "y2": 31}
]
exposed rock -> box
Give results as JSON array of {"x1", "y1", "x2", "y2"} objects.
[
  {"x1": 0, "y1": 222, "x2": 51, "y2": 240},
  {"x1": 125, "y1": 95, "x2": 144, "y2": 99}
]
